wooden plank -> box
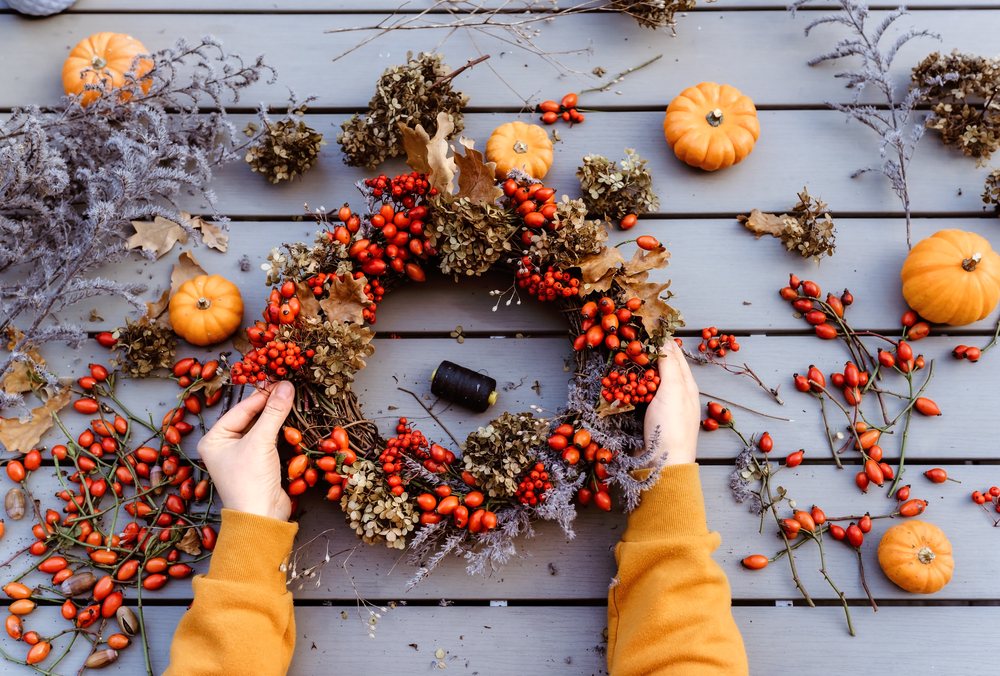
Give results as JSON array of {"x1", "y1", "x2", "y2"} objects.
[
  {"x1": 69, "y1": 216, "x2": 1000, "y2": 336},
  {"x1": 157, "y1": 111, "x2": 990, "y2": 219},
  {"x1": 2, "y1": 465, "x2": 993, "y2": 601},
  {"x1": 0, "y1": 11, "x2": 996, "y2": 109},
  {"x1": 8, "y1": 605, "x2": 999, "y2": 675},
  {"x1": 26, "y1": 334, "x2": 1000, "y2": 461}
]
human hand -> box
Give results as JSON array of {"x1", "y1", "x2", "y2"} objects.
[
  {"x1": 638, "y1": 340, "x2": 701, "y2": 467},
  {"x1": 197, "y1": 381, "x2": 295, "y2": 521}
]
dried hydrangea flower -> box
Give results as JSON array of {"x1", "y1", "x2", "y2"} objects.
[
  {"x1": 246, "y1": 110, "x2": 326, "y2": 183},
  {"x1": 739, "y1": 188, "x2": 836, "y2": 260},
  {"x1": 424, "y1": 196, "x2": 519, "y2": 279},
  {"x1": 609, "y1": 0, "x2": 696, "y2": 31},
  {"x1": 108, "y1": 318, "x2": 178, "y2": 378},
  {"x1": 528, "y1": 196, "x2": 608, "y2": 269},
  {"x1": 576, "y1": 149, "x2": 659, "y2": 221},
  {"x1": 461, "y1": 412, "x2": 548, "y2": 498}
]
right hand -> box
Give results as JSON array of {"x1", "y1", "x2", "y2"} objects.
[
  {"x1": 197, "y1": 381, "x2": 296, "y2": 521},
  {"x1": 638, "y1": 340, "x2": 701, "y2": 468}
]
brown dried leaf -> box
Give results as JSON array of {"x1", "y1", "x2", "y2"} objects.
[
  {"x1": 170, "y1": 251, "x2": 208, "y2": 298},
  {"x1": 631, "y1": 282, "x2": 678, "y2": 337},
  {"x1": 0, "y1": 387, "x2": 71, "y2": 453},
  {"x1": 176, "y1": 528, "x2": 202, "y2": 556},
  {"x1": 398, "y1": 112, "x2": 456, "y2": 194},
  {"x1": 187, "y1": 213, "x2": 229, "y2": 253},
  {"x1": 453, "y1": 141, "x2": 503, "y2": 206},
  {"x1": 294, "y1": 281, "x2": 321, "y2": 320},
  {"x1": 319, "y1": 274, "x2": 373, "y2": 325},
  {"x1": 146, "y1": 288, "x2": 172, "y2": 331},
  {"x1": 622, "y1": 246, "x2": 670, "y2": 278},
  {"x1": 188, "y1": 371, "x2": 227, "y2": 398},
  {"x1": 597, "y1": 397, "x2": 635, "y2": 418},
  {"x1": 128, "y1": 217, "x2": 189, "y2": 259},
  {"x1": 231, "y1": 332, "x2": 253, "y2": 357},
  {"x1": 576, "y1": 246, "x2": 624, "y2": 285},
  {"x1": 2, "y1": 328, "x2": 44, "y2": 395},
  {"x1": 738, "y1": 210, "x2": 786, "y2": 238}
]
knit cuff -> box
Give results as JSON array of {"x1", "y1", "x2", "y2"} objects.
[
  {"x1": 207, "y1": 509, "x2": 299, "y2": 591},
  {"x1": 622, "y1": 464, "x2": 708, "y2": 542}
]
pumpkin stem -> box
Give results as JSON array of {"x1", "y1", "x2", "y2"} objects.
[
  {"x1": 962, "y1": 252, "x2": 982, "y2": 272},
  {"x1": 916, "y1": 546, "x2": 936, "y2": 565},
  {"x1": 706, "y1": 109, "x2": 724, "y2": 127},
  {"x1": 512, "y1": 141, "x2": 528, "y2": 155},
  {"x1": 196, "y1": 297, "x2": 212, "y2": 310},
  {"x1": 91, "y1": 55, "x2": 108, "y2": 70}
]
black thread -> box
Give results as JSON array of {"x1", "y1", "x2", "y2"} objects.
[{"x1": 430, "y1": 361, "x2": 497, "y2": 413}]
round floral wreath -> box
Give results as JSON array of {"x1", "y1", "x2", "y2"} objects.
[{"x1": 230, "y1": 123, "x2": 683, "y2": 584}]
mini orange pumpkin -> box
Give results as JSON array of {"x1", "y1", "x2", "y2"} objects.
[
  {"x1": 663, "y1": 83, "x2": 759, "y2": 171},
  {"x1": 485, "y1": 121, "x2": 553, "y2": 180},
  {"x1": 901, "y1": 229, "x2": 1000, "y2": 326},
  {"x1": 877, "y1": 520, "x2": 953, "y2": 594},
  {"x1": 168, "y1": 275, "x2": 244, "y2": 346},
  {"x1": 62, "y1": 32, "x2": 153, "y2": 107}
]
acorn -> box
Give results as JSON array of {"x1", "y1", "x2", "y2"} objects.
[
  {"x1": 85, "y1": 649, "x2": 119, "y2": 669},
  {"x1": 5, "y1": 488, "x2": 25, "y2": 520},
  {"x1": 60, "y1": 572, "x2": 97, "y2": 597},
  {"x1": 116, "y1": 606, "x2": 139, "y2": 637}
]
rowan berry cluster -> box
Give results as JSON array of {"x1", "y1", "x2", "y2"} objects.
[
  {"x1": 363, "y1": 171, "x2": 436, "y2": 205},
  {"x1": 231, "y1": 339, "x2": 312, "y2": 384},
  {"x1": 573, "y1": 297, "x2": 651, "y2": 367},
  {"x1": 503, "y1": 179, "x2": 559, "y2": 241},
  {"x1": 538, "y1": 93, "x2": 585, "y2": 125},
  {"x1": 971, "y1": 486, "x2": 1000, "y2": 526},
  {"x1": 600, "y1": 368, "x2": 660, "y2": 406},
  {"x1": 514, "y1": 463, "x2": 552, "y2": 505},
  {"x1": 547, "y1": 423, "x2": 614, "y2": 511},
  {"x1": 697, "y1": 327, "x2": 740, "y2": 358},
  {"x1": 515, "y1": 257, "x2": 581, "y2": 301}
]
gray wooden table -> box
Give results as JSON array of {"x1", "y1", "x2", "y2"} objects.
[{"x1": 2, "y1": 1, "x2": 1000, "y2": 673}]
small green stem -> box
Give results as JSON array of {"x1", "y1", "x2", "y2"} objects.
[{"x1": 577, "y1": 54, "x2": 663, "y2": 95}]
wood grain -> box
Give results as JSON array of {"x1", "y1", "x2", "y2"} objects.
[{"x1": 0, "y1": 11, "x2": 994, "y2": 109}]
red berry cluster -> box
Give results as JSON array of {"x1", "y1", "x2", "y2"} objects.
[
  {"x1": 600, "y1": 368, "x2": 660, "y2": 406},
  {"x1": 231, "y1": 339, "x2": 312, "y2": 384},
  {"x1": 972, "y1": 486, "x2": 1000, "y2": 519},
  {"x1": 697, "y1": 327, "x2": 740, "y2": 358},
  {"x1": 265, "y1": 280, "x2": 302, "y2": 325},
  {"x1": 700, "y1": 401, "x2": 732, "y2": 431},
  {"x1": 169, "y1": 358, "x2": 224, "y2": 408},
  {"x1": 573, "y1": 297, "x2": 652, "y2": 368},
  {"x1": 282, "y1": 425, "x2": 355, "y2": 500},
  {"x1": 515, "y1": 257, "x2": 581, "y2": 301},
  {"x1": 547, "y1": 424, "x2": 614, "y2": 511},
  {"x1": 503, "y1": 179, "x2": 558, "y2": 243},
  {"x1": 515, "y1": 462, "x2": 552, "y2": 505},
  {"x1": 953, "y1": 344, "x2": 982, "y2": 362},
  {"x1": 539, "y1": 93, "x2": 584, "y2": 125},
  {"x1": 779, "y1": 274, "x2": 851, "y2": 340},
  {"x1": 415, "y1": 486, "x2": 493, "y2": 532},
  {"x1": 363, "y1": 171, "x2": 436, "y2": 204},
  {"x1": 338, "y1": 203, "x2": 430, "y2": 282}
]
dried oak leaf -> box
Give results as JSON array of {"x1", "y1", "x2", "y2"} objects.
[
  {"x1": 185, "y1": 212, "x2": 229, "y2": 253},
  {"x1": 576, "y1": 245, "x2": 625, "y2": 293},
  {"x1": 128, "y1": 217, "x2": 190, "y2": 259},
  {"x1": 170, "y1": 250, "x2": 208, "y2": 298},
  {"x1": 2, "y1": 328, "x2": 44, "y2": 395},
  {"x1": 621, "y1": 245, "x2": 670, "y2": 282},
  {"x1": 176, "y1": 528, "x2": 202, "y2": 556},
  {"x1": 319, "y1": 274, "x2": 373, "y2": 325},
  {"x1": 294, "y1": 280, "x2": 322, "y2": 320},
  {"x1": 0, "y1": 387, "x2": 71, "y2": 453},
  {"x1": 398, "y1": 112, "x2": 457, "y2": 194},
  {"x1": 231, "y1": 331, "x2": 253, "y2": 358},
  {"x1": 454, "y1": 139, "x2": 503, "y2": 206},
  {"x1": 738, "y1": 209, "x2": 786, "y2": 238},
  {"x1": 630, "y1": 281, "x2": 678, "y2": 337},
  {"x1": 597, "y1": 397, "x2": 635, "y2": 418},
  {"x1": 146, "y1": 288, "x2": 172, "y2": 331}
]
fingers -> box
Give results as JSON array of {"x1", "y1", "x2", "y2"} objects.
[
  {"x1": 246, "y1": 380, "x2": 295, "y2": 445},
  {"x1": 204, "y1": 388, "x2": 271, "y2": 440},
  {"x1": 658, "y1": 340, "x2": 699, "y2": 395}
]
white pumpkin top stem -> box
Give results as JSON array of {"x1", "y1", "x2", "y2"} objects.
[
  {"x1": 91, "y1": 55, "x2": 108, "y2": 69},
  {"x1": 962, "y1": 252, "x2": 982, "y2": 272},
  {"x1": 706, "y1": 109, "x2": 724, "y2": 127},
  {"x1": 512, "y1": 141, "x2": 528, "y2": 154},
  {"x1": 917, "y1": 546, "x2": 936, "y2": 565},
  {"x1": 197, "y1": 297, "x2": 212, "y2": 310}
]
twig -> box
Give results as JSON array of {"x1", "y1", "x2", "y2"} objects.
[
  {"x1": 698, "y1": 392, "x2": 792, "y2": 422},
  {"x1": 687, "y1": 349, "x2": 784, "y2": 405},
  {"x1": 855, "y1": 547, "x2": 878, "y2": 612},
  {"x1": 981, "y1": 314, "x2": 1000, "y2": 355},
  {"x1": 397, "y1": 387, "x2": 463, "y2": 450},
  {"x1": 814, "y1": 531, "x2": 855, "y2": 636},
  {"x1": 815, "y1": 393, "x2": 843, "y2": 469},
  {"x1": 428, "y1": 54, "x2": 490, "y2": 89},
  {"x1": 577, "y1": 54, "x2": 663, "y2": 94}
]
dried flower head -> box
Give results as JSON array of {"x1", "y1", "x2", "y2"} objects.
[
  {"x1": 107, "y1": 318, "x2": 178, "y2": 378},
  {"x1": 298, "y1": 318, "x2": 375, "y2": 397},
  {"x1": 424, "y1": 196, "x2": 520, "y2": 278},
  {"x1": 338, "y1": 52, "x2": 468, "y2": 169},
  {"x1": 983, "y1": 167, "x2": 1000, "y2": 213},
  {"x1": 263, "y1": 232, "x2": 351, "y2": 287},
  {"x1": 912, "y1": 50, "x2": 1000, "y2": 164},
  {"x1": 609, "y1": 0, "x2": 696, "y2": 31},
  {"x1": 246, "y1": 110, "x2": 326, "y2": 183},
  {"x1": 576, "y1": 149, "x2": 659, "y2": 221},
  {"x1": 462, "y1": 412, "x2": 548, "y2": 498},
  {"x1": 528, "y1": 197, "x2": 609, "y2": 269},
  {"x1": 341, "y1": 459, "x2": 417, "y2": 549},
  {"x1": 738, "y1": 188, "x2": 836, "y2": 260}
]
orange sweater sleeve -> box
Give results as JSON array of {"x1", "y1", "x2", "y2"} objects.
[
  {"x1": 608, "y1": 464, "x2": 748, "y2": 676},
  {"x1": 163, "y1": 509, "x2": 298, "y2": 676}
]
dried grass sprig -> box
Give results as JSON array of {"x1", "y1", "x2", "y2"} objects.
[{"x1": 790, "y1": 1, "x2": 939, "y2": 249}]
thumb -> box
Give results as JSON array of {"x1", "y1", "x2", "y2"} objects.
[{"x1": 248, "y1": 381, "x2": 295, "y2": 446}]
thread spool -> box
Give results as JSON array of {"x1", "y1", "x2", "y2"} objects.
[{"x1": 430, "y1": 361, "x2": 498, "y2": 413}]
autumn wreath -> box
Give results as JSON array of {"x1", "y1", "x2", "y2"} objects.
[{"x1": 231, "y1": 114, "x2": 683, "y2": 584}]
